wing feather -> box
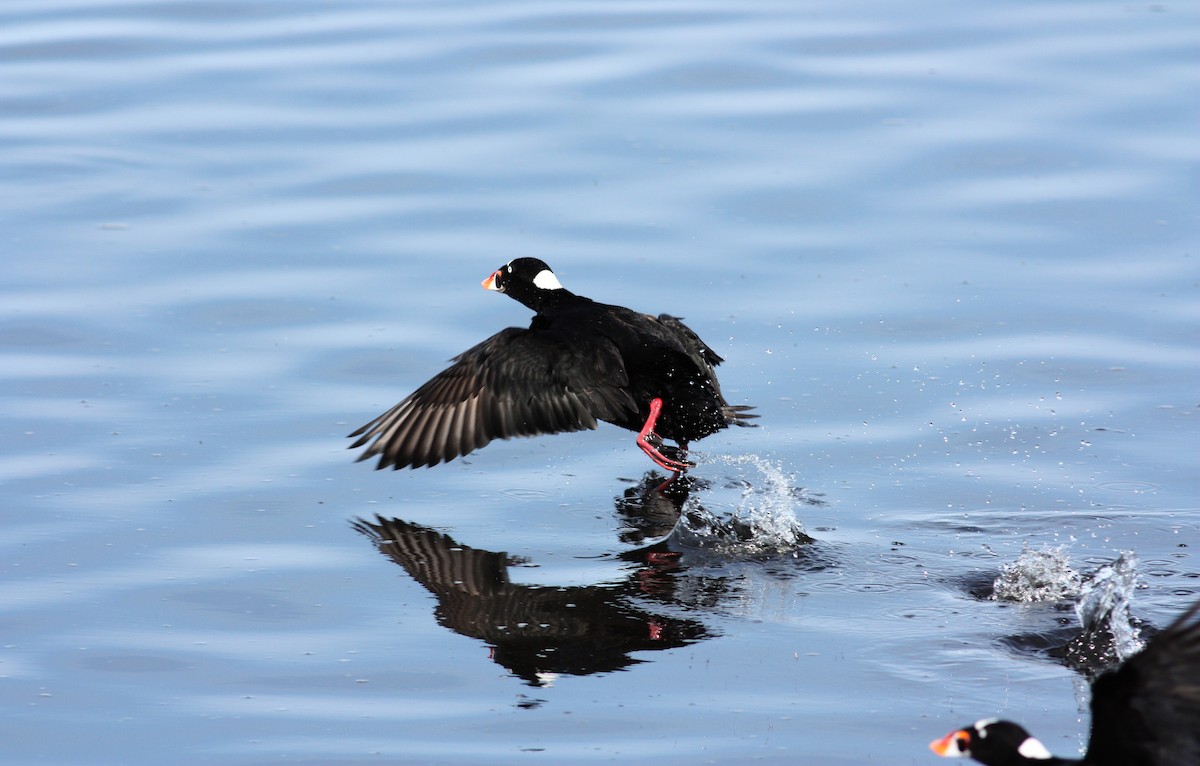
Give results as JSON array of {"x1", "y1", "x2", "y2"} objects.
[{"x1": 349, "y1": 326, "x2": 632, "y2": 469}]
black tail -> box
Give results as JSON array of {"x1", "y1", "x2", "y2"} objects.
[{"x1": 724, "y1": 404, "x2": 758, "y2": 427}]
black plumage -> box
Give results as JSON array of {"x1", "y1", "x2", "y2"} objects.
[
  {"x1": 930, "y1": 597, "x2": 1200, "y2": 765},
  {"x1": 349, "y1": 258, "x2": 755, "y2": 472}
]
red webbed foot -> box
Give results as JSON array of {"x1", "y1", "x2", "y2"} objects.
[{"x1": 636, "y1": 398, "x2": 694, "y2": 473}]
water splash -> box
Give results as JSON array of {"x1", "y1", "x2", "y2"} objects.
[
  {"x1": 990, "y1": 545, "x2": 1143, "y2": 676},
  {"x1": 1069, "y1": 551, "x2": 1143, "y2": 665},
  {"x1": 992, "y1": 544, "x2": 1082, "y2": 603},
  {"x1": 674, "y1": 454, "x2": 812, "y2": 554}
]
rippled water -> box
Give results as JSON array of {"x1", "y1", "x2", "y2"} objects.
[{"x1": 2, "y1": 0, "x2": 1198, "y2": 764}]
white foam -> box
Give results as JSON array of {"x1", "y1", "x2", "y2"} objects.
[
  {"x1": 1076, "y1": 550, "x2": 1143, "y2": 660},
  {"x1": 676, "y1": 454, "x2": 810, "y2": 553},
  {"x1": 992, "y1": 544, "x2": 1081, "y2": 603}
]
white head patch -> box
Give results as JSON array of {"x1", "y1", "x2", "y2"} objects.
[
  {"x1": 532, "y1": 268, "x2": 563, "y2": 290},
  {"x1": 974, "y1": 719, "x2": 999, "y2": 738},
  {"x1": 1017, "y1": 737, "x2": 1053, "y2": 760}
]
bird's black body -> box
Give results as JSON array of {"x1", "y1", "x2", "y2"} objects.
[
  {"x1": 349, "y1": 258, "x2": 754, "y2": 471},
  {"x1": 931, "y1": 598, "x2": 1200, "y2": 766}
]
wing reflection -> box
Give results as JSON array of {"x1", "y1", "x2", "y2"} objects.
[{"x1": 353, "y1": 498, "x2": 711, "y2": 686}]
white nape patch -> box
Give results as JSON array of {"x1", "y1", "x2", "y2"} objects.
[
  {"x1": 532, "y1": 269, "x2": 563, "y2": 290},
  {"x1": 1017, "y1": 737, "x2": 1053, "y2": 760}
]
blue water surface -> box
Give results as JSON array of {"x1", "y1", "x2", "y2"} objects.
[{"x1": 2, "y1": 0, "x2": 1197, "y2": 764}]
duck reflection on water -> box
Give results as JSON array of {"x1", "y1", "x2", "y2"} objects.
[{"x1": 353, "y1": 471, "x2": 819, "y2": 687}]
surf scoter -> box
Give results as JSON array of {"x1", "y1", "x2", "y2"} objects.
[
  {"x1": 930, "y1": 597, "x2": 1200, "y2": 765},
  {"x1": 349, "y1": 258, "x2": 755, "y2": 472}
]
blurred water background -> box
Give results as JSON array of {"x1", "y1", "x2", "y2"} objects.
[{"x1": 2, "y1": 0, "x2": 1197, "y2": 764}]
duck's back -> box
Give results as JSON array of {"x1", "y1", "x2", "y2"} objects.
[{"x1": 535, "y1": 301, "x2": 745, "y2": 442}]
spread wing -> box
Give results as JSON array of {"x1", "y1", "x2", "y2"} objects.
[
  {"x1": 1086, "y1": 598, "x2": 1200, "y2": 764},
  {"x1": 349, "y1": 327, "x2": 636, "y2": 469}
]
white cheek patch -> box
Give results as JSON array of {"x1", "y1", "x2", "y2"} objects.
[
  {"x1": 532, "y1": 269, "x2": 563, "y2": 290},
  {"x1": 1017, "y1": 737, "x2": 1053, "y2": 760}
]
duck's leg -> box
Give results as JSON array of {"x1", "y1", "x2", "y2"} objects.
[{"x1": 636, "y1": 398, "x2": 693, "y2": 473}]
